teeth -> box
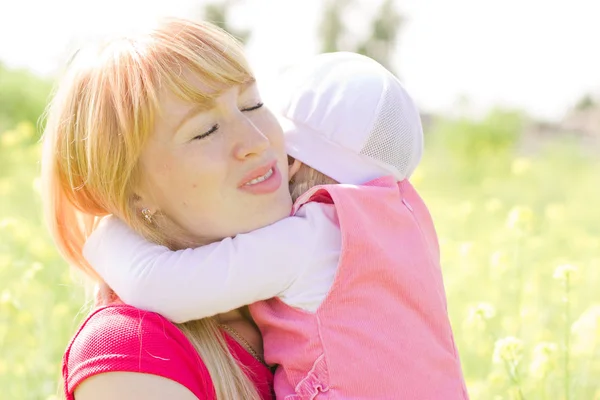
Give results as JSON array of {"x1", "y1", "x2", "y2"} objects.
[{"x1": 245, "y1": 168, "x2": 273, "y2": 186}]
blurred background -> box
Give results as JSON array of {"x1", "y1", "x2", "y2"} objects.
[{"x1": 0, "y1": 0, "x2": 599, "y2": 399}]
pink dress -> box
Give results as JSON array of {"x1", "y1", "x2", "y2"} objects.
[
  {"x1": 62, "y1": 304, "x2": 274, "y2": 399},
  {"x1": 250, "y1": 176, "x2": 468, "y2": 399}
]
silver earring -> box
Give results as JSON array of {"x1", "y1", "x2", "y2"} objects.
[{"x1": 141, "y1": 208, "x2": 153, "y2": 224}]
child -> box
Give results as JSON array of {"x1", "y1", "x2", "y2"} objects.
[{"x1": 84, "y1": 52, "x2": 469, "y2": 399}]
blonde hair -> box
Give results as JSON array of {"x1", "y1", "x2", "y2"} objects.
[
  {"x1": 41, "y1": 18, "x2": 261, "y2": 399},
  {"x1": 289, "y1": 162, "x2": 338, "y2": 202}
]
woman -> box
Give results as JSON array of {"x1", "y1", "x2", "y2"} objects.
[{"x1": 41, "y1": 18, "x2": 292, "y2": 399}]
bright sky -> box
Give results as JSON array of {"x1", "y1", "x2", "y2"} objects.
[{"x1": 1, "y1": 0, "x2": 599, "y2": 121}]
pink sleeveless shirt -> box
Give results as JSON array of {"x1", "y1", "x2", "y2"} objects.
[{"x1": 250, "y1": 176, "x2": 468, "y2": 399}]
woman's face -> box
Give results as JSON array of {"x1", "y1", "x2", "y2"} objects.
[{"x1": 137, "y1": 78, "x2": 292, "y2": 246}]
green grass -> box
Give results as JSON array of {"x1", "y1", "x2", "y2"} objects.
[{"x1": 1, "y1": 118, "x2": 599, "y2": 399}]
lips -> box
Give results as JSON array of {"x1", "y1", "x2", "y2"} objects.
[
  {"x1": 238, "y1": 160, "x2": 283, "y2": 195},
  {"x1": 244, "y1": 168, "x2": 274, "y2": 186},
  {"x1": 239, "y1": 161, "x2": 277, "y2": 187}
]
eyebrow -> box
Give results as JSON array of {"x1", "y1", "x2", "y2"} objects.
[{"x1": 173, "y1": 78, "x2": 257, "y2": 134}]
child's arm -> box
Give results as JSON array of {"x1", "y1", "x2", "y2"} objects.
[{"x1": 83, "y1": 203, "x2": 335, "y2": 323}]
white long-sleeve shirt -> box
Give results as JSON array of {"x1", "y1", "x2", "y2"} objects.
[{"x1": 83, "y1": 203, "x2": 341, "y2": 323}]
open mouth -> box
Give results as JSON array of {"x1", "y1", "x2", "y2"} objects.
[
  {"x1": 239, "y1": 162, "x2": 282, "y2": 195},
  {"x1": 244, "y1": 168, "x2": 274, "y2": 186}
]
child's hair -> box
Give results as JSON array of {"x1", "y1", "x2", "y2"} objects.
[
  {"x1": 289, "y1": 162, "x2": 338, "y2": 202},
  {"x1": 41, "y1": 17, "x2": 261, "y2": 400}
]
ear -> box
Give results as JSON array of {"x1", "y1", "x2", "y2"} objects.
[{"x1": 288, "y1": 158, "x2": 303, "y2": 182}]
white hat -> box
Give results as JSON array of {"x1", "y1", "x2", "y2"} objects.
[{"x1": 271, "y1": 52, "x2": 423, "y2": 185}]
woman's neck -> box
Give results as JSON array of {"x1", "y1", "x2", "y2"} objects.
[
  {"x1": 217, "y1": 307, "x2": 264, "y2": 361},
  {"x1": 216, "y1": 308, "x2": 244, "y2": 324}
]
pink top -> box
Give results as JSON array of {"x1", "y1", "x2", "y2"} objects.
[
  {"x1": 62, "y1": 304, "x2": 274, "y2": 399},
  {"x1": 250, "y1": 176, "x2": 469, "y2": 399}
]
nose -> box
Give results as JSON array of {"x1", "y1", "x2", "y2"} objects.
[{"x1": 232, "y1": 116, "x2": 270, "y2": 160}]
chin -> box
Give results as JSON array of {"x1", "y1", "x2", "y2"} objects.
[
  {"x1": 264, "y1": 198, "x2": 293, "y2": 225},
  {"x1": 247, "y1": 192, "x2": 292, "y2": 232},
  {"x1": 267, "y1": 202, "x2": 293, "y2": 224}
]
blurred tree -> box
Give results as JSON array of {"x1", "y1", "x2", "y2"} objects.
[
  {"x1": 575, "y1": 93, "x2": 596, "y2": 111},
  {"x1": 318, "y1": 0, "x2": 403, "y2": 74},
  {"x1": 319, "y1": 0, "x2": 353, "y2": 53},
  {"x1": 0, "y1": 62, "x2": 52, "y2": 134},
  {"x1": 203, "y1": 0, "x2": 251, "y2": 44},
  {"x1": 356, "y1": 0, "x2": 403, "y2": 74}
]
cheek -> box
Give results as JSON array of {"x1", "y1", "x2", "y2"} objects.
[
  {"x1": 138, "y1": 150, "x2": 174, "y2": 197},
  {"x1": 141, "y1": 147, "x2": 210, "y2": 208},
  {"x1": 177, "y1": 145, "x2": 230, "y2": 200}
]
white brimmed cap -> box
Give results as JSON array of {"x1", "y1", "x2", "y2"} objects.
[{"x1": 271, "y1": 52, "x2": 423, "y2": 185}]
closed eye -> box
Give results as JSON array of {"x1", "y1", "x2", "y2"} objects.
[
  {"x1": 191, "y1": 102, "x2": 262, "y2": 141},
  {"x1": 241, "y1": 102, "x2": 264, "y2": 112},
  {"x1": 193, "y1": 124, "x2": 219, "y2": 141}
]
